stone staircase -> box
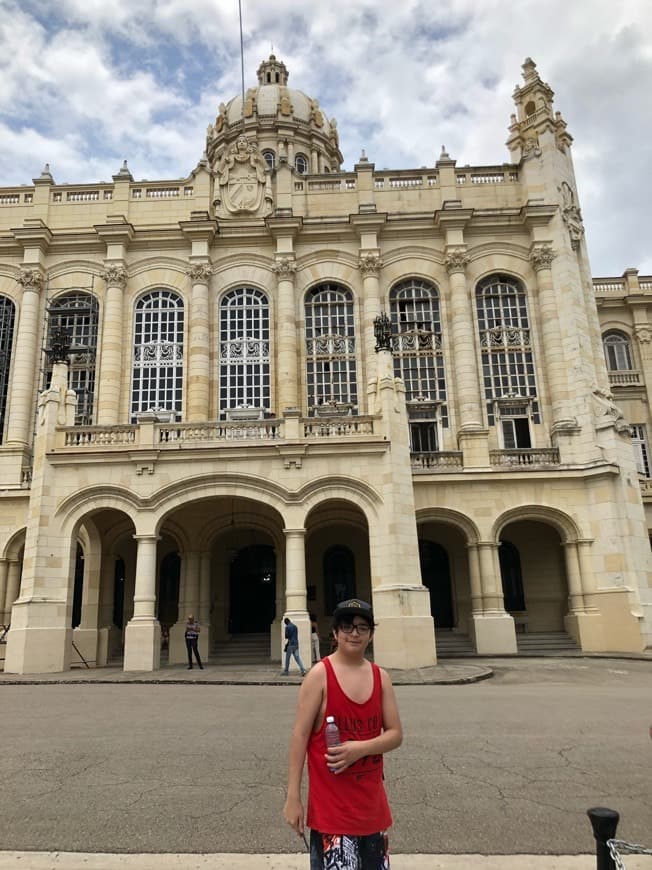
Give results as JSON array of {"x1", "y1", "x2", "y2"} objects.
[
  {"x1": 435, "y1": 630, "x2": 476, "y2": 658},
  {"x1": 516, "y1": 630, "x2": 580, "y2": 656},
  {"x1": 210, "y1": 632, "x2": 271, "y2": 665}
]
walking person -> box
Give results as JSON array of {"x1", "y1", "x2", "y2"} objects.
[
  {"x1": 282, "y1": 616, "x2": 307, "y2": 676},
  {"x1": 184, "y1": 613, "x2": 203, "y2": 670},
  {"x1": 283, "y1": 598, "x2": 402, "y2": 869},
  {"x1": 310, "y1": 613, "x2": 321, "y2": 664}
]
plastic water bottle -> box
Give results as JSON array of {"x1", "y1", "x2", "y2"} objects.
[
  {"x1": 325, "y1": 715, "x2": 341, "y2": 773},
  {"x1": 325, "y1": 715, "x2": 341, "y2": 748}
]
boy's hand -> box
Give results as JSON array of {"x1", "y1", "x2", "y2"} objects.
[
  {"x1": 283, "y1": 795, "x2": 305, "y2": 834},
  {"x1": 325, "y1": 740, "x2": 365, "y2": 772}
]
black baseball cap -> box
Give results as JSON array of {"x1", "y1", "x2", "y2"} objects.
[{"x1": 332, "y1": 598, "x2": 374, "y2": 625}]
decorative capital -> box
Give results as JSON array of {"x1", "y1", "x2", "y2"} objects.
[
  {"x1": 186, "y1": 263, "x2": 213, "y2": 283},
  {"x1": 635, "y1": 326, "x2": 652, "y2": 345},
  {"x1": 272, "y1": 257, "x2": 297, "y2": 278},
  {"x1": 18, "y1": 268, "x2": 44, "y2": 291},
  {"x1": 529, "y1": 244, "x2": 556, "y2": 271},
  {"x1": 358, "y1": 252, "x2": 383, "y2": 277},
  {"x1": 101, "y1": 265, "x2": 128, "y2": 289},
  {"x1": 444, "y1": 250, "x2": 469, "y2": 275}
]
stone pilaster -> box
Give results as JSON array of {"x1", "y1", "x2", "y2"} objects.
[
  {"x1": 186, "y1": 263, "x2": 212, "y2": 421},
  {"x1": 123, "y1": 535, "x2": 161, "y2": 671},
  {"x1": 272, "y1": 257, "x2": 299, "y2": 413},
  {"x1": 357, "y1": 251, "x2": 383, "y2": 387},
  {"x1": 6, "y1": 269, "x2": 44, "y2": 446},
  {"x1": 445, "y1": 250, "x2": 490, "y2": 467},
  {"x1": 529, "y1": 245, "x2": 579, "y2": 440},
  {"x1": 96, "y1": 265, "x2": 127, "y2": 425},
  {"x1": 283, "y1": 527, "x2": 310, "y2": 666},
  {"x1": 471, "y1": 541, "x2": 517, "y2": 654}
]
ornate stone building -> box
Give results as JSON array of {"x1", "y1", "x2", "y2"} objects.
[{"x1": 0, "y1": 56, "x2": 650, "y2": 674}]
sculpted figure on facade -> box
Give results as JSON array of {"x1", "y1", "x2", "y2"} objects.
[
  {"x1": 444, "y1": 250, "x2": 470, "y2": 274},
  {"x1": 272, "y1": 257, "x2": 297, "y2": 279},
  {"x1": 560, "y1": 181, "x2": 585, "y2": 251},
  {"x1": 101, "y1": 265, "x2": 128, "y2": 289},
  {"x1": 358, "y1": 252, "x2": 383, "y2": 276},
  {"x1": 529, "y1": 245, "x2": 556, "y2": 272},
  {"x1": 592, "y1": 387, "x2": 630, "y2": 434},
  {"x1": 213, "y1": 135, "x2": 273, "y2": 218},
  {"x1": 18, "y1": 268, "x2": 44, "y2": 291}
]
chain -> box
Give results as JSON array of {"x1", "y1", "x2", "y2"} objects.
[{"x1": 608, "y1": 838, "x2": 652, "y2": 870}]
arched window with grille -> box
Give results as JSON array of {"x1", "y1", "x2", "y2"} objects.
[
  {"x1": 305, "y1": 283, "x2": 357, "y2": 414},
  {"x1": 45, "y1": 291, "x2": 98, "y2": 425},
  {"x1": 0, "y1": 295, "x2": 16, "y2": 442},
  {"x1": 130, "y1": 289, "x2": 184, "y2": 422},
  {"x1": 603, "y1": 331, "x2": 633, "y2": 371},
  {"x1": 476, "y1": 274, "x2": 539, "y2": 444},
  {"x1": 390, "y1": 278, "x2": 447, "y2": 451},
  {"x1": 219, "y1": 287, "x2": 270, "y2": 418},
  {"x1": 295, "y1": 153, "x2": 309, "y2": 174}
]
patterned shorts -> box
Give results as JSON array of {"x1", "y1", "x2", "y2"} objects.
[{"x1": 309, "y1": 829, "x2": 389, "y2": 870}]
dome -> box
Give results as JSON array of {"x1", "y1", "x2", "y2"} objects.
[{"x1": 205, "y1": 55, "x2": 343, "y2": 175}]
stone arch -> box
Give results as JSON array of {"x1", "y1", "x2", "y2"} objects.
[
  {"x1": 492, "y1": 504, "x2": 582, "y2": 544},
  {"x1": 295, "y1": 250, "x2": 359, "y2": 277},
  {"x1": 2, "y1": 527, "x2": 26, "y2": 561},
  {"x1": 46, "y1": 262, "x2": 104, "y2": 283},
  {"x1": 297, "y1": 476, "x2": 382, "y2": 528},
  {"x1": 416, "y1": 507, "x2": 481, "y2": 544}
]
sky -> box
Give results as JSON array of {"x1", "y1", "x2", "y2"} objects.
[{"x1": 0, "y1": 0, "x2": 650, "y2": 276}]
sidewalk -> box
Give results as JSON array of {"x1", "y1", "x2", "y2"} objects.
[
  {"x1": 1, "y1": 853, "x2": 649, "y2": 870},
  {"x1": 0, "y1": 660, "x2": 493, "y2": 686},
  {"x1": 0, "y1": 852, "x2": 650, "y2": 870}
]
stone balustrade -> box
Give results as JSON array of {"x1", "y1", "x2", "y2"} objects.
[
  {"x1": 303, "y1": 417, "x2": 375, "y2": 438},
  {"x1": 158, "y1": 420, "x2": 282, "y2": 442},
  {"x1": 411, "y1": 451, "x2": 463, "y2": 471},
  {"x1": 609, "y1": 370, "x2": 642, "y2": 386},
  {"x1": 489, "y1": 448, "x2": 560, "y2": 467}
]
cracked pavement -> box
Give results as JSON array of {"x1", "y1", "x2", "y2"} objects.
[{"x1": 0, "y1": 657, "x2": 650, "y2": 855}]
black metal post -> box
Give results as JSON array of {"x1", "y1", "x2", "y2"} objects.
[{"x1": 587, "y1": 807, "x2": 620, "y2": 870}]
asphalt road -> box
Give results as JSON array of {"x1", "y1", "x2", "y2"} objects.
[{"x1": 1, "y1": 658, "x2": 650, "y2": 855}]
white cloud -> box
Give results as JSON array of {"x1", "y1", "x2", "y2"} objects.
[{"x1": 0, "y1": 0, "x2": 650, "y2": 273}]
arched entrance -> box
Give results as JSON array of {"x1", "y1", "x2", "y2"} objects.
[
  {"x1": 229, "y1": 544, "x2": 276, "y2": 633},
  {"x1": 418, "y1": 539, "x2": 454, "y2": 628},
  {"x1": 324, "y1": 545, "x2": 356, "y2": 614}
]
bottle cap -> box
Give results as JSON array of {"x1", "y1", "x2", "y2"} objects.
[{"x1": 326, "y1": 715, "x2": 335, "y2": 723}]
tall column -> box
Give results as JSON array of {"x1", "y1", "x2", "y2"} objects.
[
  {"x1": 123, "y1": 535, "x2": 161, "y2": 671},
  {"x1": 283, "y1": 528, "x2": 310, "y2": 666},
  {"x1": 0, "y1": 559, "x2": 8, "y2": 624},
  {"x1": 562, "y1": 542, "x2": 585, "y2": 614},
  {"x1": 198, "y1": 550, "x2": 211, "y2": 662},
  {"x1": 96, "y1": 265, "x2": 127, "y2": 425},
  {"x1": 529, "y1": 245, "x2": 578, "y2": 434},
  {"x1": 471, "y1": 541, "x2": 517, "y2": 654},
  {"x1": 273, "y1": 257, "x2": 299, "y2": 413},
  {"x1": 358, "y1": 252, "x2": 383, "y2": 387},
  {"x1": 445, "y1": 251, "x2": 483, "y2": 430},
  {"x1": 4, "y1": 560, "x2": 22, "y2": 620},
  {"x1": 467, "y1": 544, "x2": 483, "y2": 615},
  {"x1": 186, "y1": 264, "x2": 212, "y2": 421},
  {"x1": 6, "y1": 269, "x2": 43, "y2": 445}
]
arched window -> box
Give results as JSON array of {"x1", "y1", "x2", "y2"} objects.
[
  {"x1": 0, "y1": 295, "x2": 16, "y2": 443},
  {"x1": 476, "y1": 274, "x2": 539, "y2": 437},
  {"x1": 219, "y1": 287, "x2": 270, "y2": 418},
  {"x1": 295, "y1": 153, "x2": 309, "y2": 174},
  {"x1": 603, "y1": 331, "x2": 633, "y2": 371},
  {"x1": 45, "y1": 291, "x2": 98, "y2": 425},
  {"x1": 305, "y1": 283, "x2": 357, "y2": 413},
  {"x1": 499, "y1": 540, "x2": 526, "y2": 612},
  {"x1": 324, "y1": 545, "x2": 356, "y2": 615},
  {"x1": 262, "y1": 150, "x2": 276, "y2": 170},
  {"x1": 390, "y1": 278, "x2": 447, "y2": 449},
  {"x1": 130, "y1": 290, "x2": 184, "y2": 422}
]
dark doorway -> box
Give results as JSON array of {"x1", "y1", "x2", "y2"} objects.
[
  {"x1": 113, "y1": 557, "x2": 125, "y2": 629},
  {"x1": 499, "y1": 540, "x2": 526, "y2": 611},
  {"x1": 72, "y1": 545, "x2": 84, "y2": 629},
  {"x1": 324, "y1": 545, "x2": 356, "y2": 615},
  {"x1": 229, "y1": 544, "x2": 276, "y2": 633},
  {"x1": 158, "y1": 552, "x2": 180, "y2": 627},
  {"x1": 418, "y1": 539, "x2": 454, "y2": 628}
]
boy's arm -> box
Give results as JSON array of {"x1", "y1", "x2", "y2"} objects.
[
  {"x1": 283, "y1": 663, "x2": 325, "y2": 834},
  {"x1": 325, "y1": 669, "x2": 402, "y2": 771}
]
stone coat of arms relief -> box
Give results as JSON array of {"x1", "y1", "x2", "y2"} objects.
[{"x1": 213, "y1": 135, "x2": 273, "y2": 218}]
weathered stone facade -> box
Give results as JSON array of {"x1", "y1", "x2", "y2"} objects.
[{"x1": 0, "y1": 57, "x2": 650, "y2": 674}]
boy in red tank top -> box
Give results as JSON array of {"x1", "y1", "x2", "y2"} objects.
[{"x1": 283, "y1": 599, "x2": 403, "y2": 869}]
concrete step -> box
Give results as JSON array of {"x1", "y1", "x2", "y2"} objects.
[
  {"x1": 436, "y1": 631, "x2": 476, "y2": 657},
  {"x1": 211, "y1": 633, "x2": 271, "y2": 664},
  {"x1": 517, "y1": 631, "x2": 580, "y2": 655}
]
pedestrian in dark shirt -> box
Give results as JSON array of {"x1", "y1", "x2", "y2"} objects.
[
  {"x1": 282, "y1": 617, "x2": 307, "y2": 676},
  {"x1": 184, "y1": 614, "x2": 203, "y2": 670}
]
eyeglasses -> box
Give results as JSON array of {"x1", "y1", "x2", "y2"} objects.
[{"x1": 339, "y1": 622, "x2": 371, "y2": 635}]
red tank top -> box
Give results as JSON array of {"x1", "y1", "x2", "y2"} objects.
[{"x1": 306, "y1": 656, "x2": 392, "y2": 835}]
